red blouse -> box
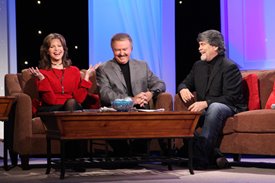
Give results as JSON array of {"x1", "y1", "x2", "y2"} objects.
[{"x1": 36, "y1": 66, "x2": 92, "y2": 106}]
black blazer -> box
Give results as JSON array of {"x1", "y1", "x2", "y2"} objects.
[{"x1": 177, "y1": 55, "x2": 247, "y2": 113}]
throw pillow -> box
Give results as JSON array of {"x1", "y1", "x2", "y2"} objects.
[
  {"x1": 265, "y1": 81, "x2": 275, "y2": 109},
  {"x1": 242, "y1": 73, "x2": 260, "y2": 110}
]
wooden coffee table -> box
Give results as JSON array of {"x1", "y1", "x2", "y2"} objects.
[{"x1": 39, "y1": 110, "x2": 201, "y2": 179}]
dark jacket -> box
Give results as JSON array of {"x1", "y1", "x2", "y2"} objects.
[{"x1": 177, "y1": 55, "x2": 247, "y2": 113}]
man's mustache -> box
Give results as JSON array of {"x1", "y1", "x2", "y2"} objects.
[{"x1": 118, "y1": 54, "x2": 128, "y2": 57}]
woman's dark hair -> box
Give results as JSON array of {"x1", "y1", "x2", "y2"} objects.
[
  {"x1": 197, "y1": 30, "x2": 226, "y2": 55},
  {"x1": 38, "y1": 33, "x2": 72, "y2": 69}
]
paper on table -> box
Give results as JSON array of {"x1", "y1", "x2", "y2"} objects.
[
  {"x1": 136, "y1": 108, "x2": 165, "y2": 112},
  {"x1": 99, "y1": 106, "x2": 117, "y2": 112}
]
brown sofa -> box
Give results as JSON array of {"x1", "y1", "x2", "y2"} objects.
[
  {"x1": 4, "y1": 69, "x2": 173, "y2": 170},
  {"x1": 174, "y1": 70, "x2": 275, "y2": 161}
]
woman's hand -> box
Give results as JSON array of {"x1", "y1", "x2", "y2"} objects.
[
  {"x1": 29, "y1": 67, "x2": 45, "y2": 80},
  {"x1": 84, "y1": 63, "x2": 101, "y2": 81}
]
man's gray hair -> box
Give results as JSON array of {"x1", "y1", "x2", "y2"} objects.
[
  {"x1": 197, "y1": 30, "x2": 226, "y2": 55},
  {"x1": 111, "y1": 33, "x2": 133, "y2": 49}
]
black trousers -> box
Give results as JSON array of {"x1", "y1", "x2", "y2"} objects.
[{"x1": 38, "y1": 99, "x2": 87, "y2": 159}]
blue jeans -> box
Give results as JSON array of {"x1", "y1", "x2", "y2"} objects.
[
  {"x1": 193, "y1": 102, "x2": 235, "y2": 166},
  {"x1": 198, "y1": 102, "x2": 235, "y2": 145}
]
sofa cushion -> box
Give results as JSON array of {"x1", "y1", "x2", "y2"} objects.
[
  {"x1": 242, "y1": 73, "x2": 260, "y2": 110},
  {"x1": 223, "y1": 117, "x2": 234, "y2": 134},
  {"x1": 231, "y1": 110, "x2": 275, "y2": 133},
  {"x1": 221, "y1": 133, "x2": 275, "y2": 155},
  {"x1": 32, "y1": 117, "x2": 46, "y2": 134},
  {"x1": 265, "y1": 81, "x2": 275, "y2": 109}
]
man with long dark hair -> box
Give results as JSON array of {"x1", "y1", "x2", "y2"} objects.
[{"x1": 177, "y1": 30, "x2": 247, "y2": 169}]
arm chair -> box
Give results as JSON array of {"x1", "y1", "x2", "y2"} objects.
[
  {"x1": 4, "y1": 69, "x2": 99, "y2": 170},
  {"x1": 4, "y1": 70, "x2": 58, "y2": 170}
]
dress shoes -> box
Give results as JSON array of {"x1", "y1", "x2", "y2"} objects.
[{"x1": 216, "y1": 156, "x2": 231, "y2": 169}]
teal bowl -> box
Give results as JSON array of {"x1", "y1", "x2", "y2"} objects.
[{"x1": 111, "y1": 99, "x2": 134, "y2": 112}]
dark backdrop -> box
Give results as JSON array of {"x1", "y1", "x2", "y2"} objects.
[
  {"x1": 16, "y1": 0, "x2": 88, "y2": 72},
  {"x1": 175, "y1": 0, "x2": 221, "y2": 88}
]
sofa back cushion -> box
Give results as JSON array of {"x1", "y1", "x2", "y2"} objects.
[
  {"x1": 242, "y1": 73, "x2": 260, "y2": 110},
  {"x1": 257, "y1": 70, "x2": 275, "y2": 108},
  {"x1": 265, "y1": 81, "x2": 275, "y2": 109}
]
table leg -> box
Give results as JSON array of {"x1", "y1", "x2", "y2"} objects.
[
  {"x1": 60, "y1": 140, "x2": 65, "y2": 179},
  {"x1": 167, "y1": 139, "x2": 173, "y2": 170},
  {"x1": 46, "y1": 137, "x2": 51, "y2": 174},
  {"x1": 3, "y1": 121, "x2": 9, "y2": 171},
  {"x1": 188, "y1": 138, "x2": 194, "y2": 175}
]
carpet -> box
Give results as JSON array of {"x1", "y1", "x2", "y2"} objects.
[
  {"x1": 0, "y1": 164, "x2": 185, "y2": 183},
  {"x1": 1, "y1": 158, "x2": 275, "y2": 183}
]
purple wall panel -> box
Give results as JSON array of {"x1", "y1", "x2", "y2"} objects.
[{"x1": 221, "y1": 0, "x2": 275, "y2": 70}]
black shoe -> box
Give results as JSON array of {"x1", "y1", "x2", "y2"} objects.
[
  {"x1": 212, "y1": 148, "x2": 231, "y2": 169},
  {"x1": 216, "y1": 156, "x2": 231, "y2": 169}
]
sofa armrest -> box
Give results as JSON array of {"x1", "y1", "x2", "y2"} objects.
[
  {"x1": 174, "y1": 93, "x2": 189, "y2": 111},
  {"x1": 155, "y1": 92, "x2": 173, "y2": 111},
  {"x1": 10, "y1": 92, "x2": 33, "y2": 154},
  {"x1": 5, "y1": 74, "x2": 23, "y2": 96}
]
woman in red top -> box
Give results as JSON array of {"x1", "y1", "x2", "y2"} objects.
[
  {"x1": 29, "y1": 33, "x2": 98, "y2": 112},
  {"x1": 29, "y1": 33, "x2": 99, "y2": 172}
]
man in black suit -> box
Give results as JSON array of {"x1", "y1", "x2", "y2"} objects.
[{"x1": 177, "y1": 30, "x2": 247, "y2": 169}]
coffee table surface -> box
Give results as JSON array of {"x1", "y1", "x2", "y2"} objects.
[{"x1": 39, "y1": 111, "x2": 201, "y2": 140}]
